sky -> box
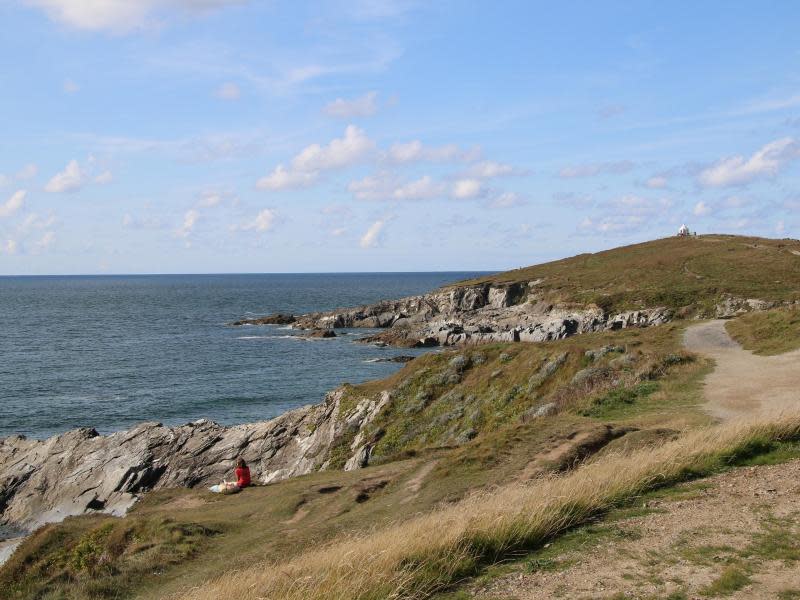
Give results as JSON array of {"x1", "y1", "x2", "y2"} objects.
[{"x1": 1, "y1": 1, "x2": 799, "y2": 275}]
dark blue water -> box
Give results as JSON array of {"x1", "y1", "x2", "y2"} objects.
[{"x1": 0, "y1": 273, "x2": 485, "y2": 440}]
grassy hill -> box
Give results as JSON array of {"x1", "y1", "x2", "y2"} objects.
[
  {"x1": 453, "y1": 235, "x2": 800, "y2": 314},
  {"x1": 3, "y1": 234, "x2": 800, "y2": 600}
]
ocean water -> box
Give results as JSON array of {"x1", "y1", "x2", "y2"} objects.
[{"x1": 0, "y1": 273, "x2": 486, "y2": 440}]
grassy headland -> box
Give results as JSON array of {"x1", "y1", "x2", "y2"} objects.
[
  {"x1": 451, "y1": 235, "x2": 800, "y2": 315},
  {"x1": 3, "y1": 234, "x2": 799, "y2": 600}
]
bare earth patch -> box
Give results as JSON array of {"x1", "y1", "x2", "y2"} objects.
[{"x1": 471, "y1": 460, "x2": 800, "y2": 599}]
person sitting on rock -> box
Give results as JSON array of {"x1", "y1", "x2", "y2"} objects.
[{"x1": 235, "y1": 457, "x2": 251, "y2": 488}]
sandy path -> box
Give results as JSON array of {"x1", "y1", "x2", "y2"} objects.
[{"x1": 683, "y1": 320, "x2": 800, "y2": 420}]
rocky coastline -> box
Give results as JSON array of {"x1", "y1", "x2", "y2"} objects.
[
  {"x1": 0, "y1": 387, "x2": 386, "y2": 544},
  {"x1": 234, "y1": 281, "x2": 675, "y2": 348},
  {"x1": 1, "y1": 269, "x2": 783, "y2": 560}
]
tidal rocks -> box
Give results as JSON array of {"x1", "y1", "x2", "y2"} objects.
[
  {"x1": 230, "y1": 313, "x2": 296, "y2": 326},
  {"x1": 305, "y1": 329, "x2": 337, "y2": 339}
]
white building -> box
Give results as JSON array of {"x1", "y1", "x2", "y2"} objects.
[{"x1": 677, "y1": 224, "x2": 690, "y2": 237}]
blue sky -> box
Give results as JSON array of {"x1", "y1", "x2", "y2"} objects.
[{"x1": 1, "y1": 1, "x2": 799, "y2": 275}]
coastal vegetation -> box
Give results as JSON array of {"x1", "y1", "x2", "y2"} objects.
[
  {"x1": 725, "y1": 304, "x2": 800, "y2": 355},
  {"x1": 454, "y1": 235, "x2": 800, "y2": 315},
  {"x1": 2, "y1": 235, "x2": 800, "y2": 599}
]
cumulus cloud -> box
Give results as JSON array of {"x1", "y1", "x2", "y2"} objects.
[
  {"x1": 215, "y1": 82, "x2": 241, "y2": 100},
  {"x1": 559, "y1": 160, "x2": 635, "y2": 178},
  {"x1": 384, "y1": 140, "x2": 479, "y2": 164},
  {"x1": 644, "y1": 176, "x2": 668, "y2": 189},
  {"x1": 26, "y1": 0, "x2": 248, "y2": 33},
  {"x1": 94, "y1": 170, "x2": 113, "y2": 184},
  {"x1": 17, "y1": 164, "x2": 38, "y2": 180},
  {"x1": 697, "y1": 137, "x2": 800, "y2": 188},
  {"x1": 4, "y1": 239, "x2": 18, "y2": 254},
  {"x1": 235, "y1": 208, "x2": 277, "y2": 233},
  {"x1": 452, "y1": 178, "x2": 482, "y2": 199},
  {"x1": 0, "y1": 190, "x2": 26, "y2": 218},
  {"x1": 176, "y1": 209, "x2": 199, "y2": 238},
  {"x1": 258, "y1": 125, "x2": 374, "y2": 190},
  {"x1": 466, "y1": 160, "x2": 521, "y2": 178},
  {"x1": 693, "y1": 201, "x2": 711, "y2": 216},
  {"x1": 34, "y1": 231, "x2": 56, "y2": 251},
  {"x1": 324, "y1": 91, "x2": 379, "y2": 118},
  {"x1": 44, "y1": 160, "x2": 85, "y2": 193},
  {"x1": 360, "y1": 218, "x2": 387, "y2": 248}
]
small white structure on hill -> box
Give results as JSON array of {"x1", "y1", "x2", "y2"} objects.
[{"x1": 677, "y1": 224, "x2": 690, "y2": 237}]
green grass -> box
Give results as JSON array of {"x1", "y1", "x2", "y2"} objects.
[
  {"x1": 450, "y1": 235, "x2": 800, "y2": 315},
  {"x1": 0, "y1": 516, "x2": 216, "y2": 600},
  {"x1": 699, "y1": 566, "x2": 751, "y2": 596},
  {"x1": 726, "y1": 305, "x2": 800, "y2": 355}
]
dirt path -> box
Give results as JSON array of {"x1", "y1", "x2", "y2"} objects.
[
  {"x1": 471, "y1": 460, "x2": 800, "y2": 599},
  {"x1": 683, "y1": 320, "x2": 800, "y2": 420}
]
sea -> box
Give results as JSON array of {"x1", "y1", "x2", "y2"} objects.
[{"x1": 0, "y1": 272, "x2": 487, "y2": 440}]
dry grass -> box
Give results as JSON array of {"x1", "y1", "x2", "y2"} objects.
[
  {"x1": 180, "y1": 413, "x2": 800, "y2": 600},
  {"x1": 726, "y1": 305, "x2": 800, "y2": 355}
]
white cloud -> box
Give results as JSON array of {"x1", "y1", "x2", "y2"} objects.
[
  {"x1": 63, "y1": 79, "x2": 80, "y2": 93},
  {"x1": 16, "y1": 164, "x2": 38, "y2": 180},
  {"x1": 176, "y1": 209, "x2": 199, "y2": 238},
  {"x1": 559, "y1": 160, "x2": 635, "y2": 178},
  {"x1": 776, "y1": 220, "x2": 786, "y2": 235},
  {"x1": 258, "y1": 125, "x2": 374, "y2": 190},
  {"x1": 26, "y1": 0, "x2": 248, "y2": 33},
  {"x1": 34, "y1": 231, "x2": 55, "y2": 251},
  {"x1": 393, "y1": 176, "x2": 446, "y2": 200},
  {"x1": 257, "y1": 164, "x2": 319, "y2": 190},
  {"x1": 698, "y1": 137, "x2": 800, "y2": 188},
  {"x1": 452, "y1": 178, "x2": 482, "y2": 199},
  {"x1": 384, "y1": 140, "x2": 479, "y2": 164},
  {"x1": 18, "y1": 212, "x2": 56, "y2": 233},
  {"x1": 348, "y1": 173, "x2": 446, "y2": 201},
  {"x1": 331, "y1": 227, "x2": 347, "y2": 237},
  {"x1": 645, "y1": 176, "x2": 668, "y2": 189},
  {"x1": 693, "y1": 201, "x2": 711, "y2": 217},
  {"x1": 467, "y1": 160, "x2": 519, "y2": 178},
  {"x1": 360, "y1": 218, "x2": 387, "y2": 248},
  {"x1": 236, "y1": 208, "x2": 276, "y2": 233},
  {"x1": 292, "y1": 125, "x2": 374, "y2": 171},
  {"x1": 44, "y1": 159, "x2": 85, "y2": 193},
  {"x1": 94, "y1": 170, "x2": 113, "y2": 184},
  {"x1": 215, "y1": 82, "x2": 241, "y2": 100},
  {"x1": 0, "y1": 190, "x2": 26, "y2": 218},
  {"x1": 197, "y1": 191, "x2": 222, "y2": 207},
  {"x1": 324, "y1": 91, "x2": 378, "y2": 118},
  {"x1": 4, "y1": 239, "x2": 18, "y2": 254}
]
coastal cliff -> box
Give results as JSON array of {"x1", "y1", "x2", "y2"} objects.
[{"x1": 0, "y1": 388, "x2": 384, "y2": 534}]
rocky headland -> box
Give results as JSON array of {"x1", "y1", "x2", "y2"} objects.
[
  {"x1": 0, "y1": 387, "x2": 383, "y2": 537},
  {"x1": 235, "y1": 281, "x2": 675, "y2": 347}
]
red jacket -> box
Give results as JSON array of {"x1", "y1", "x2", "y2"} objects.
[{"x1": 235, "y1": 466, "x2": 251, "y2": 488}]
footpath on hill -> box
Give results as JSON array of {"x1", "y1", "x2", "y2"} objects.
[
  {"x1": 684, "y1": 320, "x2": 800, "y2": 420},
  {"x1": 467, "y1": 320, "x2": 800, "y2": 599}
]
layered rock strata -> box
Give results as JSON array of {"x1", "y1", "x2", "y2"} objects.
[
  {"x1": 286, "y1": 282, "x2": 673, "y2": 347},
  {"x1": 0, "y1": 388, "x2": 377, "y2": 533}
]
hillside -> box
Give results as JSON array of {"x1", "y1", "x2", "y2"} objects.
[
  {"x1": 2, "y1": 234, "x2": 800, "y2": 600},
  {"x1": 277, "y1": 235, "x2": 800, "y2": 348},
  {"x1": 455, "y1": 234, "x2": 800, "y2": 312}
]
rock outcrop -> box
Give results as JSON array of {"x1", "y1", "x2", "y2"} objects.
[
  {"x1": 0, "y1": 388, "x2": 382, "y2": 534},
  {"x1": 287, "y1": 281, "x2": 672, "y2": 347}
]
